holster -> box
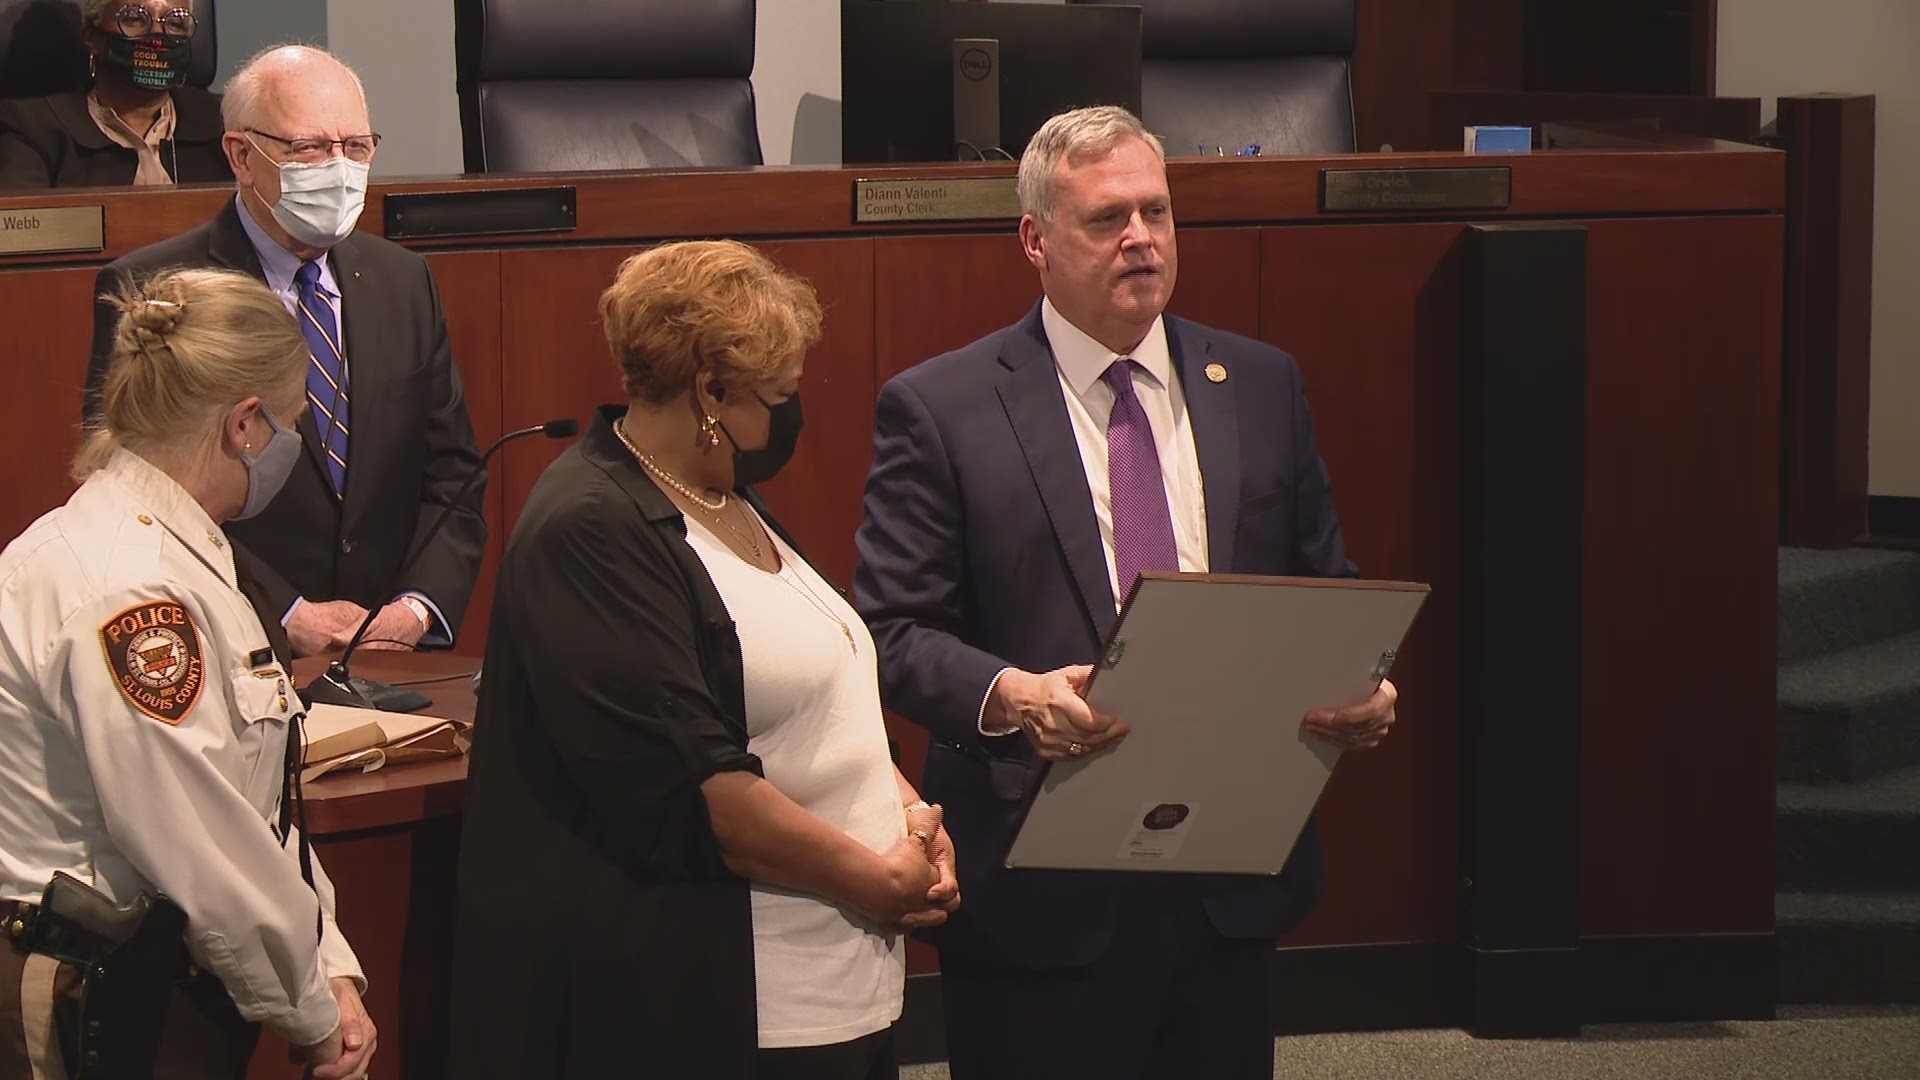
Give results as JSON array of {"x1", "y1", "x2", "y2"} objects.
[{"x1": 9, "y1": 872, "x2": 189, "y2": 1079}]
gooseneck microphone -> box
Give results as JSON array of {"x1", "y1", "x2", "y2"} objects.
[{"x1": 302, "y1": 417, "x2": 580, "y2": 709}]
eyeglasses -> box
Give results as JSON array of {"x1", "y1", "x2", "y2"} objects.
[
  {"x1": 248, "y1": 129, "x2": 382, "y2": 165},
  {"x1": 108, "y1": 5, "x2": 196, "y2": 39}
]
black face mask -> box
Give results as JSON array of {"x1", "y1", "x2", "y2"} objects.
[
  {"x1": 718, "y1": 391, "x2": 804, "y2": 488},
  {"x1": 100, "y1": 35, "x2": 192, "y2": 92}
]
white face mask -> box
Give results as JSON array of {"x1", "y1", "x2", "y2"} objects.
[{"x1": 248, "y1": 136, "x2": 369, "y2": 249}]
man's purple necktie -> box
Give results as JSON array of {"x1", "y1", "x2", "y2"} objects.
[{"x1": 1103, "y1": 359, "x2": 1180, "y2": 598}]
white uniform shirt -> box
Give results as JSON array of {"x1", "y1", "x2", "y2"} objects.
[
  {"x1": 0, "y1": 449, "x2": 364, "y2": 1046},
  {"x1": 681, "y1": 511, "x2": 906, "y2": 1049}
]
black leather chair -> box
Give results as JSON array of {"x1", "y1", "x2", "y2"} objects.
[
  {"x1": 0, "y1": 0, "x2": 218, "y2": 99},
  {"x1": 1068, "y1": 0, "x2": 1356, "y2": 156},
  {"x1": 452, "y1": 0, "x2": 761, "y2": 173}
]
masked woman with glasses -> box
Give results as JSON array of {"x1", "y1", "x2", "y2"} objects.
[
  {"x1": 0, "y1": 0, "x2": 230, "y2": 189},
  {"x1": 0, "y1": 268, "x2": 375, "y2": 1078},
  {"x1": 450, "y1": 240, "x2": 961, "y2": 1080}
]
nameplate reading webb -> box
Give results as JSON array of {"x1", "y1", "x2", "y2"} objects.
[
  {"x1": 0, "y1": 206, "x2": 105, "y2": 255},
  {"x1": 853, "y1": 177, "x2": 1019, "y2": 224},
  {"x1": 1320, "y1": 166, "x2": 1511, "y2": 213}
]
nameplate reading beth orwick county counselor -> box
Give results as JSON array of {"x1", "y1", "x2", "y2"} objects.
[
  {"x1": 1320, "y1": 167, "x2": 1511, "y2": 212},
  {"x1": 853, "y1": 177, "x2": 1019, "y2": 224},
  {"x1": 0, "y1": 205, "x2": 105, "y2": 255}
]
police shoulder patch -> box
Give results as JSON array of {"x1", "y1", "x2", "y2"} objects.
[{"x1": 100, "y1": 599, "x2": 206, "y2": 726}]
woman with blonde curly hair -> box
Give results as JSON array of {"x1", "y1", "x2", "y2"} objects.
[
  {"x1": 0, "y1": 268, "x2": 372, "y2": 1078},
  {"x1": 451, "y1": 239, "x2": 958, "y2": 1080}
]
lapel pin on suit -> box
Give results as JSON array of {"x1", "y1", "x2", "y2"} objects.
[{"x1": 1204, "y1": 362, "x2": 1228, "y2": 384}]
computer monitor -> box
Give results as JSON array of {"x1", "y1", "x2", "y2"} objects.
[{"x1": 841, "y1": 1, "x2": 1143, "y2": 164}]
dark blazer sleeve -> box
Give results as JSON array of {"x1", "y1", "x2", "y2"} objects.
[
  {"x1": 394, "y1": 261, "x2": 487, "y2": 636},
  {"x1": 0, "y1": 101, "x2": 55, "y2": 188},
  {"x1": 510, "y1": 485, "x2": 761, "y2": 876},
  {"x1": 1282, "y1": 354, "x2": 1359, "y2": 579},
  {"x1": 854, "y1": 376, "x2": 1011, "y2": 750}
]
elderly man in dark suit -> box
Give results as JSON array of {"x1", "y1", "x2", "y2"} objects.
[
  {"x1": 86, "y1": 44, "x2": 485, "y2": 656},
  {"x1": 853, "y1": 106, "x2": 1398, "y2": 1080}
]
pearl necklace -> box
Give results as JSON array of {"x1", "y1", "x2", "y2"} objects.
[
  {"x1": 614, "y1": 417, "x2": 763, "y2": 561},
  {"x1": 614, "y1": 417, "x2": 727, "y2": 510}
]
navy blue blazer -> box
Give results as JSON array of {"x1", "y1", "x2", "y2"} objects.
[{"x1": 854, "y1": 303, "x2": 1356, "y2": 970}]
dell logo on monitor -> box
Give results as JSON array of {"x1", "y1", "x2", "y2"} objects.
[{"x1": 959, "y1": 48, "x2": 994, "y2": 81}]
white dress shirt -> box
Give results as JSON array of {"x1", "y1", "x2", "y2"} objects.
[
  {"x1": 1041, "y1": 298, "x2": 1211, "y2": 600},
  {"x1": 978, "y1": 300, "x2": 1210, "y2": 734}
]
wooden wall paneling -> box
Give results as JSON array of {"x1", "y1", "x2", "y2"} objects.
[
  {"x1": 1260, "y1": 223, "x2": 1468, "y2": 946},
  {"x1": 1166, "y1": 228, "x2": 1263, "y2": 340},
  {"x1": 424, "y1": 251, "x2": 504, "y2": 656},
  {"x1": 0, "y1": 266, "x2": 94, "y2": 541},
  {"x1": 1352, "y1": 0, "x2": 1461, "y2": 152},
  {"x1": 742, "y1": 239, "x2": 878, "y2": 592},
  {"x1": 1579, "y1": 214, "x2": 1781, "y2": 937},
  {"x1": 1778, "y1": 94, "x2": 1875, "y2": 547},
  {"x1": 497, "y1": 245, "x2": 637, "y2": 532},
  {"x1": 873, "y1": 232, "x2": 1038, "y2": 384}
]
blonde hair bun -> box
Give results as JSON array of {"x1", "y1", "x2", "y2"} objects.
[
  {"x1": 115, "y1": 283, "x2": 190, "y2": 341},
  {"x1": 74, "y1": 268, "x2": 311, "y2": 482}
]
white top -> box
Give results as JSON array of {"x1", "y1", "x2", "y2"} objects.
[
  {"x1": 1041, "y1": 297, "x2": 1212, "y2": 603},
  {"x1": 0, "y1": 449, "x2": 363, "y2": 1046},
  {"x1": 681, "y1": 509, "x2": 905, "y2": 1049}
]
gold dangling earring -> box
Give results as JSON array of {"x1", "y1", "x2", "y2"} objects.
[
  {"x1": 699, "y1": 414, "x2": 721, "y2": 450},
  {"x1": 88, "y1": 53, "x2": 96, "y2": 80}
]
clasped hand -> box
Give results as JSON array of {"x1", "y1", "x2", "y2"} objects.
[{"x1": 869, "y1": 803, "x2": 960, "y2": 931}]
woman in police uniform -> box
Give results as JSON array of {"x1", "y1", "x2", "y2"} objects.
[{"x1": 0, "y1": 269, "x2": 374, "y2": 1079}]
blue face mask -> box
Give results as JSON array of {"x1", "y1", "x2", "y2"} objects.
[{"x1": 234, "y1": 403, "x2": 301, "y2": 520}]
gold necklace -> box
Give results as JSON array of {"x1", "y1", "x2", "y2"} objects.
[
  {"x1": 614, "y1": 417, "x2": 763, "y2": 560},
  {"x1": 779, "y1": 563, "x2": 858, "y2": 653}
]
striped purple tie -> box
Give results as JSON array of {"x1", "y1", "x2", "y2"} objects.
[
  {"x1": 294, "y1": 260, "x2": 349, "y2": 496},
  {"x1": 1103, "y1": 359, "x2": 1179, "y2": 599}
]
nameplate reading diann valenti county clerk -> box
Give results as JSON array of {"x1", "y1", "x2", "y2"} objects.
[
  {"x1": 853, "y1": 176, "x2": 1020, "y2": 223},
  {"x1": 0, "y1": 205, "x2": 104, "y2": 256}
]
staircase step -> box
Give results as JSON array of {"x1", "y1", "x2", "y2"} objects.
[
  {"x1": 1778, "y1": 631, "x2": 1920, "y2": 783},
  {"x1": 1777, "y1": 892, "x2": 1920, "y2": 1003},
  {"x1": 1779, "y1": 547, "x2": 1920, "y2": 664},
  {"x1": 1779, "y1": 765, "x2": 1920, "y2": 891}
]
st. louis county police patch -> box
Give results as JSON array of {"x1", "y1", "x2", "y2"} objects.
[{"x1": 100, "y1": 599, "x2": 206, "y2": 725}]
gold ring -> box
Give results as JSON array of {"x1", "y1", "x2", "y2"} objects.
[
  {"x1": 911, "y1": 829, "x2": 932, "y2": 843},
  {"x1": 1066, "y1": 742, "x2": 1087, "y2": 757}
]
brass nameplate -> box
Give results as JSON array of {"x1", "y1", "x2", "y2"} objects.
[
  {"x1": 0, "y1": 205, "x2": 105, "y2": 255},
  {"x1": 854, "y1": 177, "x2": 1020, "y2": 223},
  {"x1": 1320, "y1": 167, "x2": 1511, "y2": 212}
]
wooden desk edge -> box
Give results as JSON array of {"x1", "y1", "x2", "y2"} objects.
[{"x1": 291, "y1": 655, "x2": 475, "y2": 838}]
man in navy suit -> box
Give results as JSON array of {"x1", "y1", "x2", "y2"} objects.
[{"x1": 853, "y1": 106, "x2": 1398, "y2": 1079}]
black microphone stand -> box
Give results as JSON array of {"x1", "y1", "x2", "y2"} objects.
[{"x1": 302, "y1": 418, "x2": 579, "y2": 709}]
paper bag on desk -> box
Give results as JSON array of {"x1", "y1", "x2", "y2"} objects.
[{"x1": 300, "y1": 702, "x2": 473, "y2": 783}]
